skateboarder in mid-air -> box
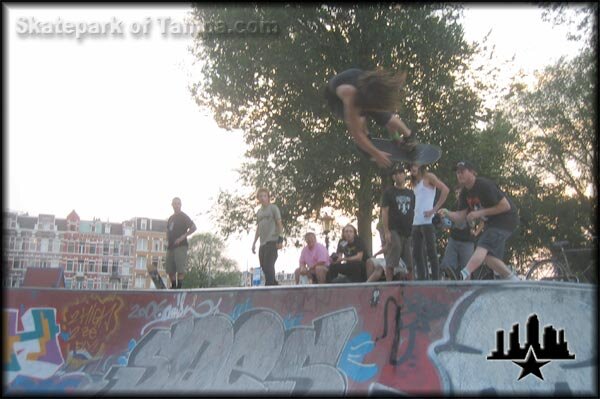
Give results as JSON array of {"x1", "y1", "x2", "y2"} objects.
[{"x1": 325, "y1": 68, "x2": 418, "y2": 168}]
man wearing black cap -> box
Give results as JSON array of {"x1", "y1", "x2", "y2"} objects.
[
  {"x1": 379, "y1": 163, "x2": 415, "y2": 281},
  {"x1": 439, "y1": 161, "x2": 520, "y2": 281}
]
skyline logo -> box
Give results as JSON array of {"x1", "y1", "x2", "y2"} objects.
[{"x1": 487, "y1": 314, "x2": 575, "y2": 381}]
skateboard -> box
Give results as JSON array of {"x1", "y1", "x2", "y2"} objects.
[
  {"x1": 370, "y1": 138, "x2": 442, "y2": 165},
  {"x1": 149, "y1": 270, "x2": 166, "y2": 289}
]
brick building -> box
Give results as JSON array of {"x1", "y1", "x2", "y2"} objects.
[{"x1": 3, "y1": 210, "x2": 168, "y2": 290}]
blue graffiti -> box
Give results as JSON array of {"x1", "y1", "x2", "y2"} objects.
[
  {"x1": 337, "y1": 332, "x2": 378, "y2": 382},
  {"x1": 7, "y1": 375, "x2": 84, "y2": 393},
  {"x1": 117, "y1": 339, "x2": 137, "y2": 366},
  {"x1": 229, "y1": 298, "x2": 253, "y2": 321},
  {"x1": 7, "y1": 308, "x2": 62, "y2": 373},
  {"x1": 283, "y1": 313, "x2": 303, "y2": 330}
]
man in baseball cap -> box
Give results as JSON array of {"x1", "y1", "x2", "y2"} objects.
[
  {"x1": 453, "y1": 160, "x2": 477, "y2": 173},
  {"x1": 438, "y1": 160, "x2": 520, "y2": 281}
]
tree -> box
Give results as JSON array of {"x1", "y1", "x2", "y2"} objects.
[
  {"x1": 191, "y1": 4, "x2": 483, "y2": 254},
  {"x1": 184, "y1": 233, "x2": 241, "y2": 288},
  {"x1": 501, "y1": 48, "x2": 596, "y2": 242}
]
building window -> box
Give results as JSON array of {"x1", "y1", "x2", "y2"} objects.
[
  {"x1": 113, "y1": 243, "x2": 120, "y2": 255},
  {"x1": 153, "y1": 239, "x2": 162, "y2": 253},
  {"x1": 89, "y1": 243, "x2": 96, "y2": 254},
  {"x1": 141, "y1": 219, "x2": 147, "y2": 231},
  {"x1": 66, "y1": 260, "x2": 74, "y2": 271},
  {"x1": 124, "y1": 242, "x2": 131, "y2": 256},
  {"x1": 135, "y1": 275, "x2": 145, "y2": 288},
  {"x1": 77, "y1": 259, "x2": 84, "y2": 273},
  {"x1": 121, "y1": 280, "x2": 128, "y2": 290},
  {"x1": 41, "y1": 239, "x2": 48, "y2": 253},
  {"x1": 65, "y1": 278, "x2": 72, "y2": 289},
  {"x1": 47, "y1": 239, "x2": 53, "y2": 253},
  {"x1": 103, "y1": 241, "x2": 110, "y2": 255},
  {"x1": 68, "y1": 242, "x2": 75, "y2": 253},
  {"x1": 88, "y1": 261, "x2": 96, "y2": 273},
  {"x1": 136, "y1": 256, "x2": 147, "y2": 270},
  {"x1": 79, "y1": 241, "x2": 86, "y2": 254},
  {"x1": 102, "y1": 260, "x2": 109, "y2": 273},
  {"x1": 75, "y1": 280, "x2": 84, "y2": 289},
  {"x1": 87, "y1": 279, "x2": 93, "y2": 289},
  {"x1": 137, "y1": 238, "x2": 148, "y2": 251},
  {"x1": 105, "y1": 224, "x2": 111, "y2": 234},
  {"x1": 111, "y1": 260, "x2": 119, "y2": 275}
]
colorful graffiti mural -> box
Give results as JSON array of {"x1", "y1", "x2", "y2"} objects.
[{"x1": 2, "y1": 282, "x2": 597, "y2": 396}]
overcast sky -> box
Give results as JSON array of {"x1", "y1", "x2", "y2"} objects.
[{"x1": 5, "y1": 4, "x2": 586, "y2": 273}]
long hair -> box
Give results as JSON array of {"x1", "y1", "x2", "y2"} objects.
[
  {"x1": 354, "y1": 69, "x2": 407, "y2": 113},
  {"x1": 409, "y1": 164, "x2": 428, "y2": 188},
  {"x1": 342, "y1": 224, "x2": 359, "y2": 242}
]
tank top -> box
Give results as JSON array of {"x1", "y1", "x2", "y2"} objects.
[{"x1": 413, "y1": 178, "x2": 436, "y2": 225}]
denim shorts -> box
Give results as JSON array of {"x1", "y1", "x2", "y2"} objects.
[{"x1": 476, "y1": 227, "x2": 514, "y2": 260}]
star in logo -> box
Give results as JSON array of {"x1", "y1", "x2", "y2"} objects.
[{"x1": 512, "y1": 347, "x2": 550, "y2": 380}]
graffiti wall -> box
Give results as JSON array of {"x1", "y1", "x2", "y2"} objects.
[{"x1": 3, "y1": 282, "x2": 597, "y2": 396}]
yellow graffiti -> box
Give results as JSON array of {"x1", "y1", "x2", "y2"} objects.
[
  {"x1": 61, "y1": 294, "x2": 124, "y2": 356},
  {"x1": 4, "y1": 312, "x2": 19, "y2": 365}
]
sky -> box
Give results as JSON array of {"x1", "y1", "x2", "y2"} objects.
[{"x1": 5, "y1": 4, "x2": 587, "y2": 274}]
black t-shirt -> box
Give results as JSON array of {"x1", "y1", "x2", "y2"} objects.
[
  {"x1": 458, "y1": 177, "x2": 519, "y2": 232},
  {"x1": 450, "y1": 223, "x2": 475, "y2": 242},
  {"x1": 381, "y1": 186, "x2": 415, "y2": 236},
  {"x1": 167, "y1": 212, "x2": 194, "y2": 249},
  {"x1": 336, "y1": 236, "x2": 369, "y2": 262}
]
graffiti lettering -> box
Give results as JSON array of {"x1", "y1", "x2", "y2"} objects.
[
  {"x1": 5, "y1": 308, "x2": 64, "y2": 384},
  {"x1": 136, "y1": 293, "x2": 222, "y2": 335},
  {"x1": 99, "y1": 308, "x2": 357, "y2": 394},
  {"x1": 61, "y1": 295, "x2": 124, "y2": 356},
  {"x1": 377, "y1": 294, "x2": 448, "y2": 365}
]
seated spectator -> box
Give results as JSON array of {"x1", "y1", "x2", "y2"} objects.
[
  {"x1": 294, "y1": 232, "x2": 330, "y2": 284},
  {"x1": 366, "y1": 231, "x2": 410, "y2": 282},
  {"x1": 326, "y1": 224, "x2": 369, "y2": 283}
]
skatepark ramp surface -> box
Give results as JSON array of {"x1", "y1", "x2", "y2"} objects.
[{"x1": 4, "y1": 281, "x2": 597, "y2": 396}]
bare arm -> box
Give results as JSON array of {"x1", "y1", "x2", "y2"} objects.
[
  {"x1": 424, "y1": 173, "x2": 449, "y2": 218},
  {"x1": 175, "y1": 222, "x2": 197, "y2": 245},
  {"x1": 467, "y1": 197, "x2": 511, "y2": 224},
  {"x1": 441, "y1": 208, "x2": 468, "y2": 225},
  {"x1": 382, "y1": 206, "x2": 391, "y2": 245},
  {"x1": 385, "y1": 114, "x2": 412, "y2": 138},
  {"x1": 373, "y1": 247, "x2": 385, "y2": 257},
  {"x1": 337, "y1": 85, "x2": 392, "y2": 168},
  {"x1": 252, "y1": 225, "x2": 259, "y2": 254},
  {"x1": 345, "y1": 251, "x2": 364, "y2": 263}
]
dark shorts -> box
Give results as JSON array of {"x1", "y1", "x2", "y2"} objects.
[
  {"x1": 325, "y1": 83, "x2": 393, "y2": 126},
  {"x1": 476, "y1": 227, "x2": 514, "y2": 260}
]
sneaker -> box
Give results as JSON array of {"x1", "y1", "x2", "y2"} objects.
[
  {"x1": 403, "y1": 130, "x2": 418, "y2": 151},
  {"x1": 394, "y1": 130, "x2": 418, "y2": 151},
  {"x1": 457, "y1": 269, "x2": 470, "y2": 281}
]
